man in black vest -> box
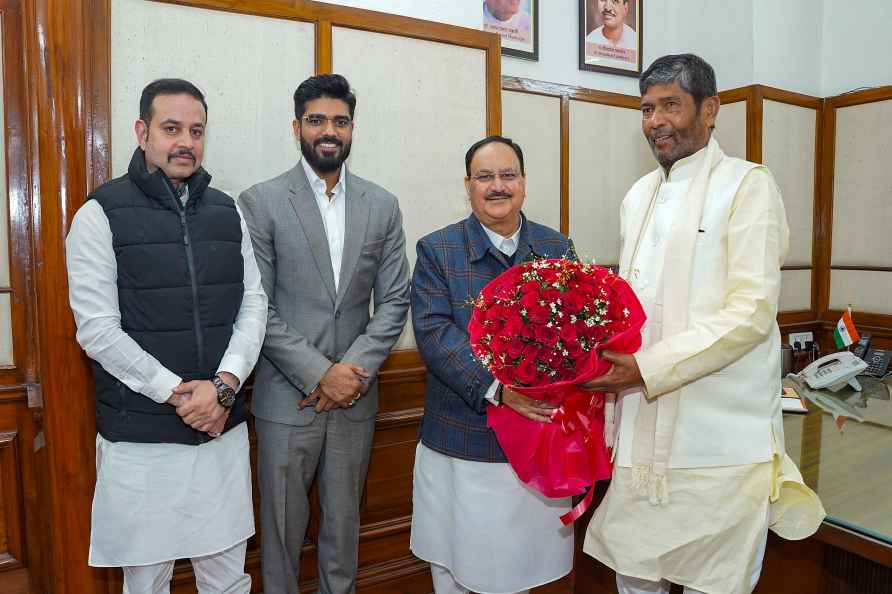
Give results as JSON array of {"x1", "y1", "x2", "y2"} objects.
[{"x1": 66, "y1": 79, "x2": 267, "y2": 593}]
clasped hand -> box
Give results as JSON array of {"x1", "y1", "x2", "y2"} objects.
[
  {"x1": 166, "y1": 372, "x2": 238, "y2": 435},
  {"x1": 299, "y1": 362, "x2": 371, "y2": 413}
]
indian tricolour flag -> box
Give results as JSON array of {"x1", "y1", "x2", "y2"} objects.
[{"x1": 833, "y1": 309, "x2": 860, "y2": 348}]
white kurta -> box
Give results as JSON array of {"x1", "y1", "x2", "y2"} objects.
[
  {"x1": 90, "y1": 423, "x2": 254, "y2": 566},
  {"x1": 584, "y1": 145, "x2": 818, "y2": 594},
  {"x1": 66, "y1": 196, "x2": 267, "y2": 567},
  {"x1": 410, "y1": 444, "x2": 573, "y2": 594}
]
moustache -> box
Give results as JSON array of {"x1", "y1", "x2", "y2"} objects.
[
  {"x1": 648, "y1": 128, "x2": 675, "y2": 142},
  {"x1": 602, "y1": 10, "x2": 616, "y2": 17},
  {"x1": 314, "y1": 137, "x2": 343, "y2": 149},
  {"x1": 168, "y1": 150, "x2": 195, "y2": 163},
  {"x1": 486, "y1": 191, "x2": 513, "y2": 200}
]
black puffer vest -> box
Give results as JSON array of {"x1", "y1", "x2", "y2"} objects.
[{"x1": 89, "y1": 148, "x2": 245, "y2": 445}]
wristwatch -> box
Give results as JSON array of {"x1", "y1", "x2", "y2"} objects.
[{"x1": 212, "y1": 375, "x2": 236, "y2": 409}]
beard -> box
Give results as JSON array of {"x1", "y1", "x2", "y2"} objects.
[{"x1": 300, "y1": 134, "x2": 352, "y2": 174}]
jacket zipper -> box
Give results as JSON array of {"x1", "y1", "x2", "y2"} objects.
[{"x1": 168, "y1": 185, "x2": 205, "y2": 371}]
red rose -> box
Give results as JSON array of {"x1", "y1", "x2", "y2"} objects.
[
  {"x1": 527, "y1": 303, "x2": 551, "y2": 324},
  {"x1": 538, "y1": 268, "x2": 560, "y2": 284},
  {"x1": 522, "y1": 280, "x2": 541, "y2": 294},
  {"x1": 535, "y1": 325, "x2": 559, "y2": 348},
  {"x1": 542, "y1": 288, "x2": 562, "y2": 305},
  {"x1": 515, "y1": 359, "x2": 539, "y2": 385},
  {"x1": 504, "y1": 315, "x2": 526, "y2": 337},
  {"x1": 565, "y1": 339, "x2": 583, "y2": 357},
  {"x1": 506, "y1": 338, "x2": 524, "y2": 360},
  {"x1": 491, "y1": 336, "x2": 510, "y2": 356},
  {"x1": 522, "y1": 343, "x2": 541, "y2": 361},
  {"x1": 559, "y1": 323, "x2": 578, "y2": 344},
  {"x1": 562, "y1": 291, "x2": 585, "y2": 314},
  {"x1": 520, "y1": 290, "x2": 540, "y2": 311},
  {"x1": 543, "y1": 348, "x2": 564, "y2": 369}
]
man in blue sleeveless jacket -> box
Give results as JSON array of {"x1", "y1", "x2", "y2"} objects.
[{"x1": 66, "y1": 78, "x2": 267, "y2": 593}]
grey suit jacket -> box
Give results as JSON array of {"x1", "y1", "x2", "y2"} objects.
[{"x1": 239, "y1": 164, "x2": 410, "y2": 426}]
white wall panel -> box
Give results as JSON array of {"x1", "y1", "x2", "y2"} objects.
[
  {"x1": 111, "y1": 0, "x2": 314, "y2": 198},
  {"x1": 502, "y1": 91, "x2": 561, "y2": 231},
  {"x1": 713, "y1": 100, "x2": 747, "y2": 161},
  {"x1": 832, "y1": 99, "x2": 892, "y2": 267},
  {"x1": 568, "y1": 100, "x2": 652, "y2": 266},
  {"x1": 763, "y1": 100, "x2": 816, "y2": 267},
  {"x1": 779, "y1": 269, "x2": 811, "y2": 312},
  {"x1": 333, "y1": 27, "x2": 487, "y2": 348},
  {"x1": 830, "y1": 270, "x2": 892, "y2": 315},
  {"x1": 0, "y1": 294, "x2": 10, "y2": 366}
]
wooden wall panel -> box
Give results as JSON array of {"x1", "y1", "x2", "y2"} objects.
[{"x1": 0, "y1": 427, "x2": 23, "y2": 570}]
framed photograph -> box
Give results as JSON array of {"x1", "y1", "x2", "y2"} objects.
[
  {"x1": 579, "y1": 0, "x2": 643, "y2": 77},
  {"x1": 483, "y1": 0, "x2": 539, "y2": 61}
]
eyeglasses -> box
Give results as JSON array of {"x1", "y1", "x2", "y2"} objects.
[
  {"x1": 301, "y1": 115, "x2": 353, "y2": 130},
  {"x1": 470, "y1": 171, "x2": 521, "y2": 184}
]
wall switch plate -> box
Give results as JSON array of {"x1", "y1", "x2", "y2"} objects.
[{"x1": 789, "y1": 331, "x2": 814, "y2": 346}]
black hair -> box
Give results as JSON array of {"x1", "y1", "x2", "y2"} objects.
[
  {"x1": 139, "y1": 78, "x2": 208, "y2": 123},
  {"x1": 293, "y1": 74, "x2": 357, "y2": 120},
  {"x1": 464, "y1": 135, "x2": 525, "y2": 176},
  {"x1": 640, "y1": 53, "x2": 717, "y2": 107}
]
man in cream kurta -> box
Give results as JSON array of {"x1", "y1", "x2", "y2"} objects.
[{"x1": 581, "y1": 54, "x2": 824, "y2": 594}]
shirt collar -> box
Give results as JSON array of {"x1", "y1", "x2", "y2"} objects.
[
  {"x1": 661, "y1": 138, "x2": 711, "y2": 182},
  {"x1": 480, "y1": 216, "x2": 522, "y2": 256},
  {"x1": 301, "y1": 157, "x2": 346, "y2": 198}
]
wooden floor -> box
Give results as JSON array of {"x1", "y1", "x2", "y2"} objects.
[{"x1": 1, "y1": 568, "x2": 29, "y2": 594}]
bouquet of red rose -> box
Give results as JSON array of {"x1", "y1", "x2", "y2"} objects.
[{"x1": 468, "y1": 258, "x2": 645, "y2": 523}]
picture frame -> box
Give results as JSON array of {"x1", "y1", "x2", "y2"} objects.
[
  {"x1": 578, "y1": 0, "x2": 643, "y2": 77},
  {"x1": 483, "y1": 0, "x2": 539, "y2": 61}
]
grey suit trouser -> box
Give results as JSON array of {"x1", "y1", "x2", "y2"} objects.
[{"x1": 256, "y1": 411, "x2": 375, "y2": 594}]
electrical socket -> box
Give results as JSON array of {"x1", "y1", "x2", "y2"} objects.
[{"x1": 788, "y1": 331, "x2": 814, "y2": 347}]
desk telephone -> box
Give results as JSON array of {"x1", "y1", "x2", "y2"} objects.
[
  {"x1": 798, "y1": 333, "x2": 892, "y2": 392},
  {"x1": 798, "y1": 351, "x2": 867, "y2": 391},
  {"x1": 852, "y1": 333, "x2": 892, "y2": 378}
]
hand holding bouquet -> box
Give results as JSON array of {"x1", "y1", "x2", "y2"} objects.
[{"x1": 469, "y1": 258, "x2": 645, "y2": 523}]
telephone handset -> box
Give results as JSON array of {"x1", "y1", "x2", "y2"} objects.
[
  {"x1": 851, "y1": 333, "x2": 892, "y2": 378},
  {"x1": 798, "y1": 351, "x2": 868, "y2": 392}
]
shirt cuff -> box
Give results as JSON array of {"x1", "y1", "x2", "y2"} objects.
[
  {"x1": 217, "y1": 354, "x2": 250, "y2": 393},
  {"x1": 144, "y1": 367, "x2": 183, "y2": 404},
  {"x1": 633, "y1": 349, "x2": 671, "y2": 399},
  {"x1": 484, "y1": 379, "x2": 501, "y2": 406}
]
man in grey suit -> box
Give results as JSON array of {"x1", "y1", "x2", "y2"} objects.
[{"x1": 239, "y1": 74, "x2": 411, "y2": 594}]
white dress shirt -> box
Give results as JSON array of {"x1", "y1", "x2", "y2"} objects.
[
  {"x1": 301, "y1": 157, "x2": 347, "y2": 290},
  {"x1": 480, "y1": 219, "x2": 521, "y2": 405},
  {"x1": 66, "y1": 193, "x2": 267, "y2": 566}
]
